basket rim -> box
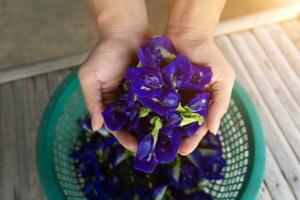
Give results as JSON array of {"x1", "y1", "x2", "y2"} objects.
[{"x1": 36, "y1": 67, "x2": 266, "y2": 200}]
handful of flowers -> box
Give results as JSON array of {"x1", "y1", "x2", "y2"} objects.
[
  {"x1": 70, "y1": 120, "x2": 225, "y2": 199},
  {"x1": 102, "y1": 36, "x2": 213, "y2": 173}
]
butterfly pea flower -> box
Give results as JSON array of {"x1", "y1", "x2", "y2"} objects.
[
  {"x1": 125, "y1": 67, "x2": 164, "y2": 98},
  {"x1": 102, "y1": 103, "x2": 128, "y2": 131},
  {"x1": 78, "y1": 118, "x2": 93, "y2": 133},
  {"x1": 155, "y1": 128, "x2": 181, "y2": 163},
  {"x1": 163, "y1": 54, "x2": 193, "y2": 89},
  {"x1": 188, "y1": 92, "x2": 211, "y2": 117},
  {"x1": 138, "y1": 36, "x2": 176, "y2": 69},
  {"x1": 165, "y1": 112, "x2": 182, "y2": 128},
  {"x1": 139, "y1": 86, "x2": 180, "y2": 116},
  {"x1": 134, "y1": 117, "x2": 162, "y2": 173},
  {"x1": 134, "y1": 133, "x2": 158, "y2": 173},
  {"x1": 184, "y1": 65, "x2": 213, "y2": 91}
]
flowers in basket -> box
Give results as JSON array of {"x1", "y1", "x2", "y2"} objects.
[{"x1": 70, "y1": 119, "x2": 225, "y2": 199}]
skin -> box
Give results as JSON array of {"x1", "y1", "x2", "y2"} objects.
[{"x1": 79, "y1": 0, "x2": 235, "y2": 154}]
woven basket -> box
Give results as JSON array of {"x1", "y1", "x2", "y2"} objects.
[{"x1": 36, "y1": 68, "x2": 266, "y2": 200}]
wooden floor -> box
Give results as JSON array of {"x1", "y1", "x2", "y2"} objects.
[{"x1": 0, "y1": 19, "x2": 300, "y2": 200}]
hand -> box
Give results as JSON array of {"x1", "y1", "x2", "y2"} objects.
[
  {"x1": 79, "y1": 32, "x2": 148, "y2": 152},
  {"x1": 165, "y1": 31, "x2": 235, "y2": 155}
]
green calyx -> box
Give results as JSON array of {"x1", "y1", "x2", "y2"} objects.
[
  {"x1": 173, "y1": 157, "x2": 181, "y2": 182},
  {"x1": 159, "y1": 47, "x2": 176, "y2": 62},
  {"x1": 139, "y1": 107, "x2": 151, "y2": 118},
  {"x1": 176, "y1": 104, "x2": 204, "y2": 127},
  {"x1": 150, "y1": 116, "x2": 163, "y2": 143}
]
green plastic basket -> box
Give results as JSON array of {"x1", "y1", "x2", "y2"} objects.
[{"x1": 36, "y1": 68, "x2": 266, "y2": 200}]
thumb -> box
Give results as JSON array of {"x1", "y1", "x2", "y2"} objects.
[
  {"x1": 79, "y1": 70, "x2": 104, "y2": 131},
  {"x1": 207, "y1": 80, "x2": 233, "y2": 134}
]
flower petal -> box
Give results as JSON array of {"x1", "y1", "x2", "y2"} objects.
[
  {"x1": 155, "y1": 128, "x2": 181, "y2": 163},
  {"x1": 139, "y1": 86, "x2": 180, "y2": 116},
  {"x1": 136, "y1": 134, "x2": 156, "y2": 161},
  {"x1": 163, "y1": 54, "x2": 193, "y2": 89}
]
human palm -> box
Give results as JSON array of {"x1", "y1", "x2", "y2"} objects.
[
  {"x1": 79, "y1": 37, "x2": 145, "y2": 151},
  {"x1": 167, "y1": 34, "x2": 235, "y2": 155}
]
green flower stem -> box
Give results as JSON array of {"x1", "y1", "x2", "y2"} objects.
[
  {"x1": 150, "y1": 116, "x2": 163, "y2": 144},
  {"x1": 173, "y1": 157, "x2": 181, "y2": 182},
  {"x1": 139, "y1": 107, "x2": 151, "y2": 117},
  {"x1": 176, "y1": 103, "x2": 204, "y2": 127}
]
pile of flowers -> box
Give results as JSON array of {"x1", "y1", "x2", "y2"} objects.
[
  {"x1": 70, "y1": 119, "x2": 225, "y2": 199},
  {"x1": 102, "y1": 36, "x2": 213, "y2": 173}
]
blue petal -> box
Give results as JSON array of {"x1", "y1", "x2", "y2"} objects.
[
  {"x1": 188, "y1": 92, "x2": 210, "y2": 117},
  {"x1": 138, "y1": 36, "x2": 175, "y2": 68},
  {"x1": 78, "y1": 118, "x2": 93, "y2": 133},
  {"x1": 155, "y1": 128, "x2": 181, "y2": 163},
  {"x1": 102, "y1": 103, "x2": 128, "y2": 131},
  {"x1": 163, "y1": 54, "x2": 193, "y2": 89},
  {"x1": 178, "y1": 122, "x2": 201, "y2": 137},
  {"x1": 136, "y1": 134, "x2": 155, "y2": 161},
  {"x1": 126, "y1": 67, "x2": 164, "y2": 98},
  {"x1": 134, "y1": 153, "x2": 159, "y2": 173},
  {"x1": 165, "y1": 112, "x2": 182, "y2": 128},
  {"x1": 139, "y1": 86, "x2": 180, "y2": 116}
]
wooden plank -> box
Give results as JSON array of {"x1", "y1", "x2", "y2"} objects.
[
  {"x1": 253, "y1": 27, "x2": 300, "y2": 103},
  {"x1": 266, "y1": 24, "x2": 300, "y2": 78},
  {"x1": 241, "y1": 31, "x2": 300, "y2": 130},
  {"x1": 281, "y1": 19, "x2": 300, "y2": 47},
  {"x1": 13, "y1": 79, "x2": 31, "y2": 200},
  {"x1": 216, "y1": 36, "x2": 300, "y2": 198},
  {"x1": 0, "y1": 83, "x2": 20, "y2": 200},
  {"x1": 28, "y1": 77, "x2": 46, "y2": 200},
  {"x1": 265, "y1": 148, "x2": 296, "y2": 200},
  {"x1": 258, "y1": 183, "x2": 273, "y2": 200},
  {"x1": 228, "y1": 33, "x2": 300, "y2": 160},
  {"x1": 0, "y1": 52, "x2": 86, "y2": 84},
  {"x1": 215, "y1": 3, "x2": 300, "y2": 36},
  {"x1": 46, "y1": 71, "x2": 64, "y2": 96}
]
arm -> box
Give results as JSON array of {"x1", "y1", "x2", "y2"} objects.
[
  {"x1": 89, "y1": 0, "x2": 149, "y2": 40},
  {"x1": 165, "y1": 0, "x2": 235, "y2": 155},
  {"x1": 79, "y1": 0, "x2": 149, "y2": 151},
  {"x1": 165, "y1": 0, "x2": 226, "y2": 38}
]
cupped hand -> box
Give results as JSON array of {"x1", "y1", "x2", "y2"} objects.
[
  {"x1": 79, "y1": 33, "x2": 148, "y2": 152},
  {"x1": 165, "y1": 32, "x2": 235, "y2": 155}
]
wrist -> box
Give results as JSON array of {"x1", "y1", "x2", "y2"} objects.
[
  {"x1": 165, "y1": 28, "x2": 215, "y2": 49},
  {"x1": 99, "y1": 29, "x2": 150, "y2": 50}
]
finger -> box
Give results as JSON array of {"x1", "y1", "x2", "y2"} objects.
[
  {"x1": 111, "y1": 130, "x2": 138, "y2": 152},
  {"x1": 179, "y1": 123, "x2": 208, "y2": 155},
  {"x1": 207, "y1": 80, "x2": 233, "y2": 135},
  {"x1": 79, "y1": 69, "x2": 104, "y2": 131}
]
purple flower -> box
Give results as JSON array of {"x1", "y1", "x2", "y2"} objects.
[
  {"x1": 155, "y1": 128, "x2": 181, "y2": 163},
  {"x1": 138, "y1": 36, "x2": 175, "y2": 68},
  {"x1": 139, "y1": 86, "x2": 180, "y2": 116},
  {"x1": 125, "y1": 67, "x2": 164, "y2": 98},
  {"x1": 165, "y1": 112, "x2": 182, "y2": 128},
  {"x1": 78, "y1": 118, "x2": 93, "y2": 133},
  {"x1": 184, "y1": 65, "x2": 212, "y2": 91},
  {"x1": 178, "y1": 161, "x2": 199, "y2": 188},
  {"x1": 163, "y1": 54, "x2": 193, "y2": 89},
  {"x1": 188, "y1": 92, "x2": 211, "y2": 117},
  {"x1": 102, "y1": 103, "x2": 128, "y2": 131},
  {"x1": 178, "y1": 122, "x2": 201, "y2": 137},
  {"x1": 134, "y1": 134, "x2": 159, "y2": 173}
]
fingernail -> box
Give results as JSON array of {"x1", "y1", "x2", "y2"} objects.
[
  {"x1": 91, "y1": 114, "x2": 101, "y2": 131},
  {"x1": 210, "y1": 120, "x2": 220, "y2": 135}
]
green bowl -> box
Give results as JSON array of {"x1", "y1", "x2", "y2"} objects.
[{"x1": 36, "y1": 67, "x2": 266, "y2": 200}]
